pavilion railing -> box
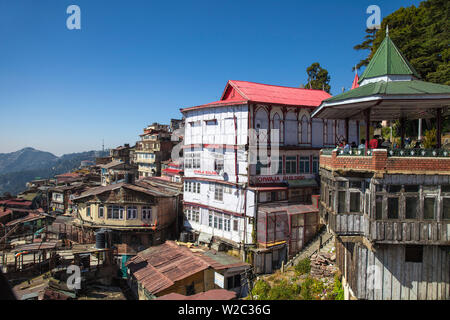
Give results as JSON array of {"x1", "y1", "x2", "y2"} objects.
[
  {"x1": 387, "y1": 148, "x2": 450, "y2": 157},
  {"x1": 321, "y1": 149, "x2": 335, "y2": 155},
  {"x1": 337, "y1": 148, "x2": 372, "y2": 156}
]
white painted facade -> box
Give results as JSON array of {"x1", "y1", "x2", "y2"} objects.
[{"x1": 182, "y1": 102, "x2": 360, "y2": 250}]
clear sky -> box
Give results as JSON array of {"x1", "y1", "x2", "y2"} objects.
[{"x1": 0, "y1": 0, "x2": 423, "y2": 156}]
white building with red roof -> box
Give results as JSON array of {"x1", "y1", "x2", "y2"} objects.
[{"x1": 180, "y1": 80, "x2": 360, "y2": 268}]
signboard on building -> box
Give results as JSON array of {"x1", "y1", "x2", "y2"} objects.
[
  {"x1": 214, "y1": 272, "x2": 224, "y2": 288},
  {"x1": 250, "y1": 174, "x2": 314, "y2": 184}
]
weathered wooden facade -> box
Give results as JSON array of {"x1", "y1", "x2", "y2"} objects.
[
  {"x1": 313, "y1": 30, "x2": 450, "y2": 300},
  {"x1": 72, "y1": 180, "x2": 182, "y2": 252}
]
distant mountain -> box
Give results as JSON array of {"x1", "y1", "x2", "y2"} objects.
[
  {"x1": 0, "y1": 147, "x2": 58, "y2": 175},
  {"x1": 0, "y1": 148, "x2": 108, "y2": 196}
]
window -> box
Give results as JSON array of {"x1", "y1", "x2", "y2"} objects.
[
  {"x1": 184, "y1": 153, "x2": 192, "y2": 169},
  {"x1": 424, "y1": 198, "x2": 436, "y2": 220},
  {"x1": 338, "y1": 191, "x2": 346, "y2": 213},
  {"x1": 387, "y1": 198, "x2": 399, "y2": 219},
  {"x1": 277, "y1": 156, "x2": 283, "y2": 175},
  {"x1": 196, "y1": 182, "x2": 201, "y2": 194},
  {"x1": 405, "y1": 197, "x2": 418, "y2": 219},
  {"x1": 224, "y1": 186, "x2": 232, "y2": 194},
  {"x1": 375, "y1": 196, "x2": 383, "y2": 219},
  {"x1": 233, "y1": 219, "x2": 238, "y2": 231},
  {"x1": 350, "y1": 181, "x2": 362, "y2": 189},
  {"x1": 350, "y1": 192, "x2": 360, "y2": 212},
  {"x1": 214, "y1": 216, "x2": 218, "y2": 228},
  {"x1": 86, "y1": 206, "x2": 91, "y2": 217},
  {"x1": 405, "y1": 185, "x2": 419, "y2": 192},
  {"x1": 208, "y1": 213, "x2": 213, "y2": 227},
  {"x1": 405, "y1": 245, "x2": 423, "y2": 263},
  {"x1": 142, "y1": 207, "x2": 152, "y2": 220},
  {"x1": 205, "y1": 119, "x2": 217, "y2": 125},
  {"x1": 387, "y1": 185, "x2": 402, "y2": 193},
  {"x1": 185, "y1": 207, "x2": 191, "y2": 221},
  {"x1": 443, "y1": 198, "x2": 450, "y2": 220},
  {"x1": 218, "y1": 216, "x2": 223, "y2": 230},
  {"x1": 127, "y1": 206, "x2": 137, "y2": 219},
  {"x1": 223, "y1": 215, "x2": 231, "y2": 231},
  {"x1": 193, "y1": 153, "x2": 201, "y2": 169},
  {"x1": 286, "y1": 156, "x2": 297, "y2": 174},
  {"x1": 365, "y1": 193, "x2": 370, "y2": 215},
  {"x1": 299, "y1": 157, "x2": 310, "y2": 174},
  {"x1": 214, "y1": 184, "x2": 223, "y2": 201},
  {"x1": 107, "y1": 206, "x2": 112, "y2": 219},
  {"x1": 119, "y1": 207, "x2": 124, "y2": 220},
  {"x1": 312, "y1": 156, "x2": 319, "y2": 174},
  {"x1": 191, "y1": 207, "x2": 200, "y2": 223},
  {"x1": 98, "y1": 206, "x2": 104, "y2": 219},
  {"x1": 214, "y1": 157, "x2": 224, "y2": 172}
]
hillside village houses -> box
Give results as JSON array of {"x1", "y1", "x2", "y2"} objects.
[{"x1": 2, "y1": 37, "x2": 450, "y2": 300}]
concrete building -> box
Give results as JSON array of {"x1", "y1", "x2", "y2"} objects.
[
  {"x1": 135, "y1": 123, "x2": 174, "y2": 178},
  {"x1": 180, "y1": 80, "x2": 359, "y2": 271},
  {"x1": 312, "y1": 30, "x2": 450, "y2": 300}
]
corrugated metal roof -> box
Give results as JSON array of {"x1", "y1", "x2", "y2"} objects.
[
  {"x1": 126, "y1": 241, "x2": 210, "y2": 295},
  {"x1": 126, "y1": 241, "x2": 249, "y2": 295},
  {"x1": 181, "y1": 80, "x2": 331, "y2": 112}
]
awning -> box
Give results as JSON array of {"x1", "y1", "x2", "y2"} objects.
[
  {"x1": 287, "y1": 179, "x2": 318, "y2": 188},
  {"x1": 198, "y1": 232, "x2": 212, "y2": 244}
]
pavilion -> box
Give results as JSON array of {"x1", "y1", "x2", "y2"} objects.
[{"x1": 311, "y1": 28, "x2": 450, "y2": 149}]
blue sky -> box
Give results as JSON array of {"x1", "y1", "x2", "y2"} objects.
[{"x1": 0, "y1": 0, "x2": 423, "y2": 156}]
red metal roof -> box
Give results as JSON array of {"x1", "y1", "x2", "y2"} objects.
[
  {"x1": 162, "y1": 168, "x2": 182, "y2": 175},
  {"x1": 181, "y1": 80, "x2": 331, "y2": 112},
  {"x1": 126, "y1": 241, "x2": 211, "y2": 295}
]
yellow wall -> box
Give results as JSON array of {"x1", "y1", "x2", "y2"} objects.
[{"x1": 78, "y1": 202, "x2": 161, "y2": 228}]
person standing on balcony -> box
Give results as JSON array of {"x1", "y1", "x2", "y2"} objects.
[{"x1": 358, "y1": 139, "x2": 366, "y2": 149}]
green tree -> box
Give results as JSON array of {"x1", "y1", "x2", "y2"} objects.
[
  {"x1": 353, "y1": 28, "x2": 377, "y2": 71},
  {"x1": 353, "y1": 0, "x2": 449, "y2": 85},
  {"x1": 304, "y1": 62, "x2": 331, "y2": 93}
]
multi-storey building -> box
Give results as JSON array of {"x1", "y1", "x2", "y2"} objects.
[
  {"x1": 180, "y1": 80, "x2": 359, "y2": 269},
  {"x1": 72, "y1": 178, "x2": 182, "y2": 252},
  {"x1": 135, "y1": 123, "x2": 174, "y2": 178},
  {"x1": 110, "y1": 144, "x2": 132, "y2": 164},
  {"x1": 312, "y1": 30, "x2": 450, "y2": 299}
]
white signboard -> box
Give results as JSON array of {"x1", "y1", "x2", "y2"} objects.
[{"x1": 214, "y1": 272, "x2": 224, "y2": 288}]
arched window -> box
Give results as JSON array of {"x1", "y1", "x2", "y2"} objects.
[
  {"x1": 255, "y1": 108, "x2": 269, "y2": 144},
  {"x1": 284, "y1": 111, "x2": 297, "y2": 145},
  {"x1": 300, "y1": 115, "x2": 309, "y2": 144},
  {"x1": 272, "y1": 113, "x2": 284, "y2": 144}
]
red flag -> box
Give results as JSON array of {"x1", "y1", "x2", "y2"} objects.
[{"x1": 351, "y1": 72, "x2": 359, "y2": 89}]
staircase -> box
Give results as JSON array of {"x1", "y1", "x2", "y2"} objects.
[{"x1": 286, "y1": 227, "x2": 334, "y2": 268}]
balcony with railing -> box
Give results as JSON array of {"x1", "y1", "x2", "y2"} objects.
[{"x1": 320, "y1": 148, "x2": 450, "y2": 174}]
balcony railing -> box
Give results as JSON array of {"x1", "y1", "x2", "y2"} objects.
[{"x1": 387, "y1": 148, "x2": 450, "y2": 157}]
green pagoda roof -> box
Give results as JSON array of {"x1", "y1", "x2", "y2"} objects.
[
  {"x1": 324, "y1": 80, "x2": 450, "y2": 103},
  {"x1": 358, "y1": 32, "x2": 421, "y2": 83}
]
